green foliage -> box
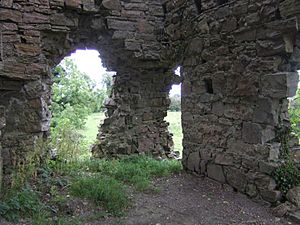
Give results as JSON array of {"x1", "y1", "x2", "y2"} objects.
[
  {"x1": 70, "y1": 175, "x2": 128, "y2": 216},
  {"x1": 0, "y1": 187, "x2": 47, "y2": 222},
  {"x1": 102, "y1": 72, "x2": 113, "y2": 96},
  {"x1": 79, "y1": 113, "x2": 105, "y2": 144},
  {"x1": 169, "y1": 94, "x2": 181, "y2": 112},
  {"x1": 275, "y1": 126, "x2": 292, "y2": 160},
  {"x1": 166, "y1": 111, "x2": 183, "y2": 154},
  {"x1": 289, "y1": 92, "x2": 300, "y2": 141},
  {"x1": 63, "y1": 155, "x2": 182, "y2": 191},
  {"x1": 51, "y1": 58, "x2": 110, "y2": 130},
  {"x1": 50, "y1": 120, "x2": 90, "y2": 165},
  {"x1": 273, "y1": 160, "x2": 300, "y2": 195},
  {"x1": 52, "y1": 58, "x2": 95, "y2": 129}
]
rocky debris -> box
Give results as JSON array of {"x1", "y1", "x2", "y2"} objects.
[
  {"x1": 287, "y1": 186, "x2": 300, "y2": 208},
  {"x1": 288, "y1": 210, "x2": 300, "y2": 224},
  {"x1": 273, "y1": 202, "x2": 296, "y2": 217}
]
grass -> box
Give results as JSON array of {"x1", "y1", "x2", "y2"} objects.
[
  {"x1": 59, "y1": 155, "x2": 182, "y2": 215},
  {"x1": 0, "y1": 111, "x2": 183, "y2": 223},
  {"x1": 166, "y1": 111, "x2": 183, "y2": 154},
  {"x1": 0, "y1": 187, "x2": 48, "y2": 222},
  {"x1": 69, "y1": 155, "x2": 182, "y2": 215},
  {"x1": 1, "y1": 155, "x2": 182, "y2": 222},
  {"x1": 80, "y1": 111, "x2": 183, "y2": 154},
  {"x1": 70, "y1": 175, "x2": 128, "y2": 216},
  {"x1": 79, "y1": 112, "x2": 105, "y2": 144}
]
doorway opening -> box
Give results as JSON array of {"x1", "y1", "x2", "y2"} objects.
[
  {"x1": 50, "y1": 49, "x2": 114, "y2": 160},
  {"x1": 166, "y1": 66, "x2": 183, "y2": 157}
]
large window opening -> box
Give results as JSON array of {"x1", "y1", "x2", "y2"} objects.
[
  {"x1": 51, "y1": 49, "x2": 114, "y2": 160},
  {"x1": 166, "y1": 66, "x2": 183, "y2": 157}
]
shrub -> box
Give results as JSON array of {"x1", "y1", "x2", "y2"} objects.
[
  {"x1": 0, "y1": 187, "x2": 47, "y2": 222},
  {"x1": 273, "y1": 160, "x2": 300, "y2": 195}
]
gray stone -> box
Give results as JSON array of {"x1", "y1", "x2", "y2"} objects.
[
  {"x1": 288, "y1": 211, "x2": 300, "y2": 224},
  {"x1": 273, "y1": 202, "x2": 295, "y2": 217},
  {"x1": 259, "y1": 161, "x2": 279, "y2": 175},
  {"x1": 225, "y1": 168, "x2": 247, "y2": 192},
  {"x1": 287, "y1": 186, "x2": 300, "y2": 208},
  {"x1": 207, "y1": 164, "x2": 226, "y2": 183},
  {"x1": 187, "y1": 152, "x2": 200, "y2": 172},
  {"x1": 260, "y1": 190, "x2": 282, "y2": 203},
  {"x1": 262, "y1": 72, "x2": 299, "y2": 99},
  {"x1": 242, "y1": 122, "x2": 262, "y2": 144},
  {"x1": 215, "y1": 153, "x2": 234, "y2": 166},
  {"x1": 245, "y1": 184, "x2": 257, "y2": 198},
  {"x1": 253, "y1": 98, "x2": 276, "y2": 125},
  {"x1": 102, "y1": 0, "x2": 121, "y2": 10}
]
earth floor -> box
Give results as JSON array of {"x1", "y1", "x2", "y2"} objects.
[{"x1": 95, "y1": 172, "x2": 295, "y2": 225}]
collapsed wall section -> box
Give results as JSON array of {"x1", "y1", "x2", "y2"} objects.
[{"x1": 164, "y1": 0, "x2": 300, "y2": 202}]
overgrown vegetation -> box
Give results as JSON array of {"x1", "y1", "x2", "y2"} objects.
[
  {"x1": 273, "y1": 161, "x2": 300, "y2": 195},
  {"x1": 271, "y1": 94, "x2": 300, "y2": 196},
  {"x1": 0, "y1": 144, "x2": 182, "y2": 223},
  {"x1": 0, "y1": 187, "x2": 47, "y2": 222},
  {"x1": 51, "y1": 58, "x2": 112, "y2": 130},
  {"x1": 0, "y1": 54, "x2": 183, "y2": 223}
]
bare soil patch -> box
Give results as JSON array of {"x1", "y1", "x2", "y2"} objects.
[{"x1": 95, "y1": 172, "x2": 295, "y2": 225}]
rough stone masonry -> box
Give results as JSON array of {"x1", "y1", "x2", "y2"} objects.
[{"x1": 0, "y1": 0, "x2": 300, "y2": 204}]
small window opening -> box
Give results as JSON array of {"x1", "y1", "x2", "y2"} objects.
[
  {"x1": 162, "y1": 3, "x2": 167, "y2": 15},
  {"x1": 194, "y1": 0, "x2": 202, "y2": 14},
  {"x1": 216, "y1": 0, "x2": 228, "y2": 6},
  {"x1": 167, "y1": 66, "x2": 183, "y2": 158},
  {"x1": 204, "y1": 78, "x2": 213, "y2": 94},
  {"x1": 275, "y1": 9, "x2": 282, "y2": 20},
  {"x1": 21, "y1": 37, "x2": 27, "y2": 43}
]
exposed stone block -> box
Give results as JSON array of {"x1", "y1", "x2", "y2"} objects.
[
  {"x1": 0, "y1": 9, "x2": 22, "y2": 23},
  {"x1": 242, "y1": 122, "x2": 275, "y2": 144},
  {"x1": 215, "y1": 153, "x2": 234, "y2": 166},
  {"x1": 253, "y1": 98, "x2": 277, "y2": 125},
  {"x1": 102, "y1": 0, "x2": 121, "y2": 10},
  {"x1": 65, "y1": 0, "x2": 82, "y2": 9},
  {"x1": 187, "y1": 152, "x2": 200, "y2": 172},
  {"x1": 286, "y1": 186, "x2": 300, "y2": 207},
  {"x1": 258, "y1": 161, "x2": 279, "y2": 175},
  {"x1": 261, "y1": 72, "x2": 299, "y2": 99},
  {"x1": 107, "y1": 19, "x2": 136, "y2": 31},
  {"x1": 260, "y1": 190, "x2": 282, "y2": 203},
  {"x1": 207, "y1": 164, "x2": 226, "y2": 183},
  {"x1": 225, "y1": 167, "x2": 247, "y2": 192}
]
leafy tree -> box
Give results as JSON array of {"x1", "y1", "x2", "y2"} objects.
[
  {"x1": 169, "y1": 94, "x2": 181, "y2": 112},
  {"x1": 102, "y1": 72, "x2": 114, "y2": 96},
  {"x1": 51, "y1": 58, "x2": 100, "y2": 129}
]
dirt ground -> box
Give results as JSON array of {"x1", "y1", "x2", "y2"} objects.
[
  {"x1": 96, "y1": 173, "x2": 295, "y2": 225},
  {"x1": 1, "y1": 172, "x2": 296, "y2": 225}
]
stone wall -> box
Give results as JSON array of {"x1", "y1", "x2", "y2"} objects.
[
  {"x1": 1, "y1": 0, "x2": 300, "y2": 205},
  {"x1": 0, "y1": 0, "x2": 176, "y2": 186},
  {"x1": 164, "y1": 0, "x2": 300, "y2": 202}
]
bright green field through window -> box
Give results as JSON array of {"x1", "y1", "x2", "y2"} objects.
[{"x1": 79, "y1": 112, "x2": 183, "y2": 154}]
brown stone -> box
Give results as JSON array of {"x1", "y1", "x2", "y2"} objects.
[{"x1": 102, "y1": 0, "x2": 121, "y2": 10}]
